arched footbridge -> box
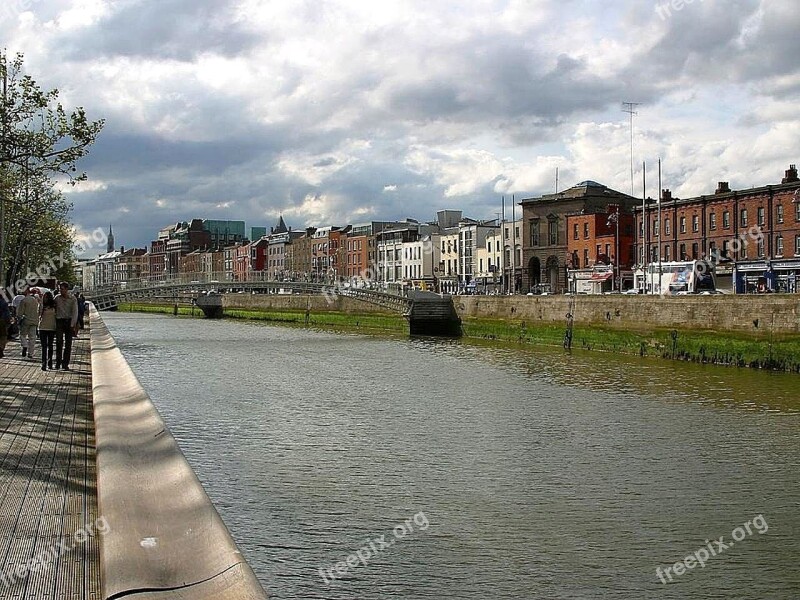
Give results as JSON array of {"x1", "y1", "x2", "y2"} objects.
[{"x1": 86, "y1": 281, "x2": 461, "y2": 336}]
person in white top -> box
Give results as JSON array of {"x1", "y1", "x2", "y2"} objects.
[
  {"x1": 17, "y1": 288, "x2": 40, "y2": 360},
  {"x1": 11, "y1": 292, "x2": 25, "y2": 318},
  {"x1": 54, "y1": 282, "x2": 78, "y2": 371}
]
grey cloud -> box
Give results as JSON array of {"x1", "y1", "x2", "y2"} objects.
[{"x1": 61, "y1": 0, "x2": 258, "y2": 61}]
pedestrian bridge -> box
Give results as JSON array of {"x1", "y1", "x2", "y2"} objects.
[
  {"x1": 87, "y1": 280, "x2": 412, "y2": 313},
  {"x1": 86, "y1": 280, "x2": 461, "y2": 335}
]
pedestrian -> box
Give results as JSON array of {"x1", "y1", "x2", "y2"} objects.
[
  {"x1": 17, "y1": 288, "x2": 40, "y2": 361},
  {"x1": 11, "y1": 290, "x2": 25, "y2": 318},
  {"x1": 77, "y1": 292, "x2": 87, "y2": 331},
  {"x1": 0, "y1": 295, "x2": 10, "y2": 359},
  {"x1": 54, "y1": 282, "x2": 78, "y2": 371},
  {"x1": 38, "y1": 291, "x2": 57, "y2": 371}
]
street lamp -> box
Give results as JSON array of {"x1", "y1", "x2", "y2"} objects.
[{"x1": 607, "y1": 205, "x2": 621, "y2": 291}]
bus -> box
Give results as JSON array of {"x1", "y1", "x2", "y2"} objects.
[{"x1": 636, "y1": 260, "x2": 717, "y2": 295}]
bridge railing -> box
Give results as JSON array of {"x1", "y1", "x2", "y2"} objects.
[{"x1": 87, "y1": 271, "x2": 407, "y2": 297}]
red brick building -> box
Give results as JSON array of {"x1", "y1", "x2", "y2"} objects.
[
  {"x1": 566, "y1": 209, "x2": 636, "y2": 270},
  {"x1": 635, "y1": 164, "x2": 800, "y2": 292}
]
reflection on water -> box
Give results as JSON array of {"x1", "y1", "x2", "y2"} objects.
[{"x1": 104, "y1": 313, "x2": 800, "y2": 599}]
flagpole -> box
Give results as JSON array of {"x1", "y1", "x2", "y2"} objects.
[
  {"x1": 511, "y1": 194, "x2": 516, "y2": 293},
  {"x1": 642, "y1": 161, "x2": 648, "y2": 293},
  {"x1": 501, "y1": 195, "x2": 506, "y2": 294},
  {"x1": 658, "y1": 158, "x2": 663, "y2": 287}
]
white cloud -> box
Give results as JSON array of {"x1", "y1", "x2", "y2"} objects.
[{"x1": 3, "y1": 0, "x2": 798, "y2": 248}]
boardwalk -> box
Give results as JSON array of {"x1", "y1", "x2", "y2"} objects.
[{"x1": 0, "y1": 333, "x2": 99, "y2": 599}]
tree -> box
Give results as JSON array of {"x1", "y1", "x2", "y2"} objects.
[{"x1": 0, "y1": 51, "x2": 104, "y2": 291}]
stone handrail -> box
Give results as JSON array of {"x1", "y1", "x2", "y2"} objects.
[{"x1": 89, "y1": 305, "x2": 268, "y2": 599}]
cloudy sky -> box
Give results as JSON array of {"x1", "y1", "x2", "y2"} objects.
[{"x1": 3, "y1": 0, "x2": 799, "y2": 250}]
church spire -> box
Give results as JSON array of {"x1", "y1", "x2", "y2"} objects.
[{"x1": 107, "y1": 225, "x2": 115, "y2": 253}]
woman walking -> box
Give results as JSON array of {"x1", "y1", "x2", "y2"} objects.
[{"x1": 39, "y1": 292, "x2": 57, "y2": 371}]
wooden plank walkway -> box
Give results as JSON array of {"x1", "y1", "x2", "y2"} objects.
[{"x1": 0, "y1": 331, "x2": 99, "y2": 599}]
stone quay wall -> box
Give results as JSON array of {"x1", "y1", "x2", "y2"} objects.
[
  {"x1": 222, "y1": 293, "x2": 395, "y2": 314},
  {"x1": 454, "y1": 295, "x2": 800, "y2": 334},
  {"x1": 219, "y1": 293, "x2": 800, "y2": 334}
]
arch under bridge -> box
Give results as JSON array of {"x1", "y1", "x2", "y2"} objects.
[{"x1": 86, "y1": 280, "x2": 461, "y2": 335}]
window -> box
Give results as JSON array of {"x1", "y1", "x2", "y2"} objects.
[
  {"x1": 583, "y1": 223, "x2": 589, "y2": 239},
  {"x1": 776, "y1": 235, "x2": 784, "y2": 257},
  {"x1": 757, "y1": 207, "x2": 765, "y2": 226},
  {"x1": 664, "y1": 245, "x2": 671, "y2": 261},
  {"x1": 722, "y1": 240, "x2": 729, "y2": 257},
  {"x1": 605, "y1": 243, "x2": 610, "y2": 259},
  {"x1": 680, "y1": 216, "x2": 686, "y2": 233},
  {"x1": 530, "y1": 221, "x2": 540, "y2": 246},
  {"x1": 504, "y1": 228, "x2": 509, "y2": 240},
  {"x1": 665, "y1": 219, "x2": 671, "y2": 236},
  {"x1": 596, "y1": 244, "x2": 601, "y2": 260},
  {"x1": 515, "y1": 227, "x2": 520, "y2": 240},
  {"x1": 679, "y1": 243, "x2": 686, "y2": 260},
  {"x1": 548, "y1": 220, "x2": 558, "y2": 246},
  {"x1": 692, "y1": 215, "x2": 699, "y2": 233},
  {"x1": 757, "y1": 238, "x2": 765, "y2": 258},
  {"x1": 777, "y1": 204, "x2": 784, "y2": 224},
  {"x1": 692, "y1": 243, "x2": 699, "y2": 259},
  {"x1": 796, "y1": 202, "x2": 800, "y2": 222},
  {"x1": 653, "y1": 219, "x2": 660, "y2": 236},
  {"x1": 723, "y1": 211, "x2": 730, "y2": 228},
  {"x1": 573, "y1": 223, "x2": 579, "y2": 240},
  {"x1": 583, "y1": 249, "x2": 589, "y2": 268},
  {"x1": 740, "y1": 208, "x2": 748, "y2": 227},
  {"x1": 709, "y1": 213, "x2": 717, "y2": 230}
]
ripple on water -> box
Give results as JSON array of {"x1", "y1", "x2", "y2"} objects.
[{"x1": 105, "y1": 313, "x2": 800, "y2": 600}]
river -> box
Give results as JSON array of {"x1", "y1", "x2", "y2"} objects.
[{"x1": 102, "y1": 312, "x2": 800, "y2": 599}]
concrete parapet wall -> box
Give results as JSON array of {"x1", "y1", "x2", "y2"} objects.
[
  {"x1": 223, "y1": 293, "x2": 395, "y2": 314},
  {"x1": 454, "y1": 295, "x2": 800, "y2": 333},
  {"x1": 89, "y1": 305, "x2": 267, "y2": 599}
]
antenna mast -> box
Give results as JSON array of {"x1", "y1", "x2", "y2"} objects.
[{"x1": 622, "y1": 102, "x2": 641, "y2": 197}]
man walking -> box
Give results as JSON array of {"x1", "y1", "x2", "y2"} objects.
[
  {"x1": 17, "y1": 288, "x2": 40, "y2": 360},
  {"x1": 54, "y1": 282, "x2": 78, "y2": 371}
]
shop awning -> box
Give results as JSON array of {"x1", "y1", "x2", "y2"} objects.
[{"x1": 590, "y1": 272, "x2": 613, "y2": 281}]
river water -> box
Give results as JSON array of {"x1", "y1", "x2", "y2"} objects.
[{"x1": 102, "y1": 312, "x2": 800, "y2": 599}]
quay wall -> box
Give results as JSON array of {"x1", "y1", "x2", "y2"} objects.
[
  {"x1": 219, "y1": 293, "x2": 800, "y2": 334},
  {"x1": 223, "y1": 293, "x2": 396, "y2": 314},
  {"x1": 89, "y1": 306, "x2": 268, "y2": 599},
  {"x1": 455, "y1": 295, "x2": 800, "y2": 334}
]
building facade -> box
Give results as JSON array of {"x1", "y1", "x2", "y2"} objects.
[
  {"x1": 635, "y1": 164, "x2": 800, "y2": 293},
  {"x1": 520, "y1": 180, "x2": 638, "y2": 293}
]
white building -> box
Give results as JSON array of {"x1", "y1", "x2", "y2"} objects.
[
  {"x1": 475, "y1": 229, "x2": 502, "y2": 293},
  {"x1": 402, "y1": 235, "x2": 440, "y2": 290},
  {"x1": 458, "y1": 219, "x2": 499, "y2": 291}
]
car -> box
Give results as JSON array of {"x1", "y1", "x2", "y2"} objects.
[
  {"x1": 699, "y1": 290, "x2": 724, "y2": 295},
  {"x1": 622, "y1": 288, "x2": 642, "y2": 295}
]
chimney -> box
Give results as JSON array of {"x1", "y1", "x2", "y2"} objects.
[
  {"x1": 120, "y1": 245, "x2": 125, "y2": 253},
  {"x1": 715, "y1": 182, "x2": 731, "y2": 194},
  {"x1": 782, "y1": 164, "x2": 799, "y2": 184},
  {"x1": 661, "y1": 189, "x2": 672, "y2": 202}
]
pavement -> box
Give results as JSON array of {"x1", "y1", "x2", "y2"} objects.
[{"x1": 0, "y1": 331, "x2": 100, "y2": 599}]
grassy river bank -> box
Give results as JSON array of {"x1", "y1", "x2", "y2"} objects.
[{"x1": 118, "y1": 302, "x2": 800, "y2": 373}]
